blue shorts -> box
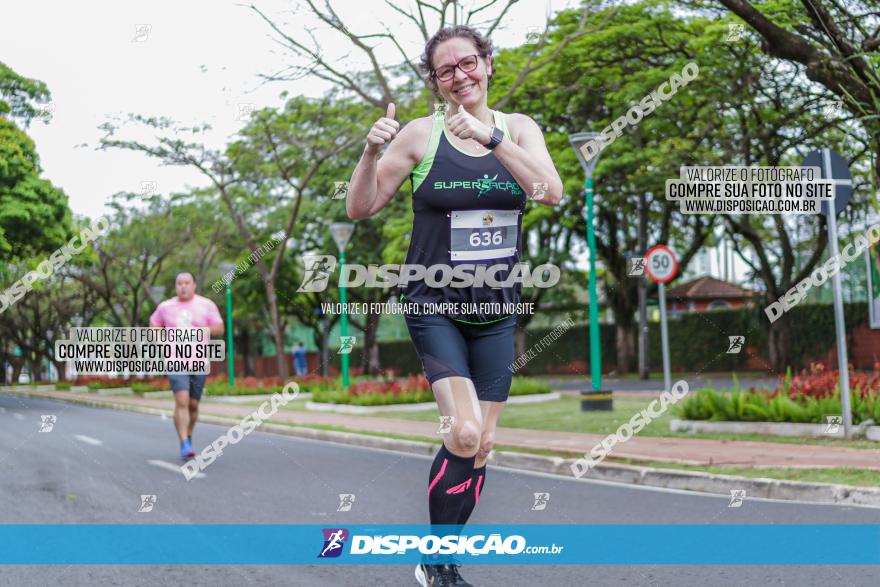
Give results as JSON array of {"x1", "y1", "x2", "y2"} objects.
[
  {"x1": 168, "y1": 374, "x2": 207, "y2": 400},
  {"x1": 404, "y1": 313, "x2": 516, "y2": 402}
]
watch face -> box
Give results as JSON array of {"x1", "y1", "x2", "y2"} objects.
[{"x1": 488, "y1": 127, "x2": 503, "y2": 149}]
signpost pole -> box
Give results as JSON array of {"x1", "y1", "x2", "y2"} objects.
[
  {"x1": 645, "y1": 244, "x2": 678, "y2": 393},
  {"x1": 658, "y1": 282, "x2": 671, "y2": 393},
  {"x1": 824, "y1": 151, "x2": 852, "y2": 438},
  {"x1": 804, "y1": 148, "x2": 855, "y2": 439}
]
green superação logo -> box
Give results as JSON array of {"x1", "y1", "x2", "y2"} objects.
[{"x1": 434, "y1": 173, "x2": 524, "y2": 198}]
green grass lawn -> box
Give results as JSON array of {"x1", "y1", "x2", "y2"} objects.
[{"x1": 347, "y1": 395, "x2": 880, "y2": 450}]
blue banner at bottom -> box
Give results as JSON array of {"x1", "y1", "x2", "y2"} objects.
[{"x1": 1, "y1": 524, "x2": 878, "y2": 564}]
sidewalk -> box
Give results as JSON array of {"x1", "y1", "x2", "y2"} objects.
[{"x1": 18, "y1": 389, "x2": 880, "y2": 471}]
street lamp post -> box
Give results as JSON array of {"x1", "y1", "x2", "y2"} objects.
[
  {"x1": 568, "y1": 133, "x2": 607, "y2": 401},
  {"x1": 330, "y1": 222, "x2": 355, "y2": 390},
  {"x1": 46, "y1": 329, "x2": 54, "y2": 382},
  {"x1": 218, "y1": 263, "x2": 236, "y2": 386},
  {"x1": 69, "y1": 315, "x2": 83, "y2": 381}
]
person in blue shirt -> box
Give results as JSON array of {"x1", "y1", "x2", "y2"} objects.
[{"x1": 291, "y1": 341, "x2": 307, "y2": 377}]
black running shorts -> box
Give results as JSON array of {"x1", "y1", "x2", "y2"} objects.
[{"x1": 404, "y1": 312, "x2": 516, "y2": 402}]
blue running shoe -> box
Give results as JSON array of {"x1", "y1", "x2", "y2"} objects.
[{"x1": 180, "y1": 438, "x2": 194, "y2": 458}]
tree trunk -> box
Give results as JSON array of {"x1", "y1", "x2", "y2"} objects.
[
  {"x1": 321, "y1": 320, "x2": 330, "y2": 376},
  {"x1": 265, "y1": 283, "x2": 288, "y2": 378},
  {"x1": 767, "y1": 317, "x2": 791, "y2": 372},
  {"x1": 29, "y1": 356, "x2": 42, "y2": 383},
  {"x1": 239, "y1": 327, "x2": 256, "y2": 376},
  {"x1": 362, "y1": 309, "x2": 381, "y2": 375},
  {"x1": 11, "y1": 360, "x2": 23, "y2": 383},
  {"x1": 52, "y1": 359, "x2": 67, "y2": 382},
  {"x1": 615, "y1": 315, "x2": 635, "y2": 374}
]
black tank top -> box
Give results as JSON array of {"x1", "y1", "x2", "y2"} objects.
[{"x1": 401, "y1": 109, "x2": 526, "y2": 323}]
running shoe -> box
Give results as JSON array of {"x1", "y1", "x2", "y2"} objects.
[
  {"x1": 180, "y1": 438, "x2": 194, "y2": 458},
  {"x1": 446, "y1": 563, "x2": 474, "y2": 586},
  {"x1": 415, "y1": 562, "x2": 456, "y2": 587}
]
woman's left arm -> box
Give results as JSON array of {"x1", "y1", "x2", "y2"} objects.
[{"x1": 492, "y1": 113, "x2": 563, "y2": 206}]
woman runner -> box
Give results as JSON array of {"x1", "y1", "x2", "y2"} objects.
[{"x1": 347, "y1": 25, "x2": 562, "y2": 587}]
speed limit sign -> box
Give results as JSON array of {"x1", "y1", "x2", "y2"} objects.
[{"x1": 645, "y1": 245, "x2": 678, "y2": 284}]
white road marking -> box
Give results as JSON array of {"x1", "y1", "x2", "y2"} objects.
[
  {"x1": 13, "y1": 413, "x2": 24, "y2": 420},
  {"x1": 147, "y1": 459, "x2": 205, "y2": 479},
  {"x1": 74, "y1": 434, "x2": 103, "y2": 446}
]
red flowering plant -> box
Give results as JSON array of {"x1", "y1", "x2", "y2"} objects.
[
  {"x1": 680, "y1": 363, "x2": 880, "y2": 424},
  {"x1": 774, "y1": 363, "x2": 880, "y2": 400},
  {"x1": 312, "y1": 375, "x2": 432, "y2": 406}
]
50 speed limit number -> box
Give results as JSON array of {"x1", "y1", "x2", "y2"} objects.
[{"x1": 645, "y1": 245, "x2": 678, "y2": 284}]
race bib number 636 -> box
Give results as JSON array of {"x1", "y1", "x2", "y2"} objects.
[{"x1": 450, "y1": 209, "x2": 519, "y2": 261}]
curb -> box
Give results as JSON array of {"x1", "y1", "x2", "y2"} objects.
[
  {"x1": 671, "y1": 418, "x2": 878, "y2": 440},
  {"x1": 5, "y1": 388, "x2": 880, "y2": 508}
]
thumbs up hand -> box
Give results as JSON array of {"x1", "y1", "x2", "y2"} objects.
[
  {"x1": 366, "y1": 102, "x2": 400, "y2": 154},
  {"x1": 446, "y1": 103, "x2": 492, "y2": 146}
]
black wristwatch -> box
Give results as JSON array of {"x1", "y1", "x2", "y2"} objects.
[{"x1": 483, "y1": 126, "x2": 504, "y2": 150}]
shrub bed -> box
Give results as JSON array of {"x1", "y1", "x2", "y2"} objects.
[
  {"x1": 203, "y1": 374, "x2": 336, "y2": 396},
  {"x1": 675, "y1": 364, "x2": 880, "y2": 424}
]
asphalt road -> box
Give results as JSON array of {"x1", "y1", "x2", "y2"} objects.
[{"x1": 1, "y1": 392, "x2": 878, "y2": 586}]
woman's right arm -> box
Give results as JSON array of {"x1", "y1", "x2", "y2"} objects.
[{"x1": 347, "y1": 103, "x2": 425, "y2": 220}]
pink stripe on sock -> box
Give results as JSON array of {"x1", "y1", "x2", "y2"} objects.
[
  {"x1": 474, "y1": 475, "x2": 484, "y2": 506},
  {"x1": 428, "y1": 458, "x2": 448, "y2": 496}
]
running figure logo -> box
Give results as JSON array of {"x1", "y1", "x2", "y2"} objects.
[
  {"x1": 628, "y1": 257, "x2": 646, "y2": 276},
  {"x1": 338, "y1": 336, "x2": 356, "y2": 354},
  {"x1": 35, "y1": 103, "x2": 55, "y2": 123},
  {"x1": 337, "y1": 494, "x2": 355, "y2": 512},
  {"x1": 824, "y1": 415, "x2": 843, "y2": 435},
  {"x1": 138, "y1": 495, "x2": 157, "y2": 513},
  {"x1": 525, "y1": 26, "x2": 542, "y2": 44},
  {"x1": 726, "y1": 23, "x2": 745, "y2": 42},
  {"x1": 531, "y1": 182, "x2": 548, "y2": 201},
  {"x1": 332, "y1": 181, "x2": 350, "y2": 200},
  {"x1": 39, "y1": 415, "x2": 57, "y2": 433},
  {"x1": 140, "y1": 181, "x2": 158, "y2": 196},
  {"x1": 132, "y1": 24, "x2": 151, "y2": 43},
  {"x1": 437, "y1": 416, "x2": 455, "y2": 434},
  {"x1": 531, "y1": 492, "x2": 550, "y2": 511},
  {"x1": 297, "y1": 255, "x2": 337, "y2": 293},
  {"x1": 728, "y1": 489, "x2": 746, "y2": 508},
  {"x1": 318, "y1": 528, "x2": 349, "y2": 558},
  {"x1": 726, "y1": 336, "x2": 745, "y2": 354},
  {"x1": 237, "y1": 103, "x2": 255, "y2": 122}
]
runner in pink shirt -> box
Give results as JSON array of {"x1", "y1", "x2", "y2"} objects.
[{"x1": 149, "y1": 272, "x2": 224, "y2": 458}]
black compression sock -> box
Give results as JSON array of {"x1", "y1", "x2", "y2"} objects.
[
  {"x1": 455, "y1": 464, "x2": 486, "y2": 525},
  {"x1": 427, "y1": 444, "x2": 476, "y2": 528}
]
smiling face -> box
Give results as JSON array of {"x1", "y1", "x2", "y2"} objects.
[{"x1": 431, "y1": 37, "x2": 493, "y2": 109}]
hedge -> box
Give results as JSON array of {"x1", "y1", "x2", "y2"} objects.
[{"x1": 356, "y1": 303, "x2": 869, "y2": 375}]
